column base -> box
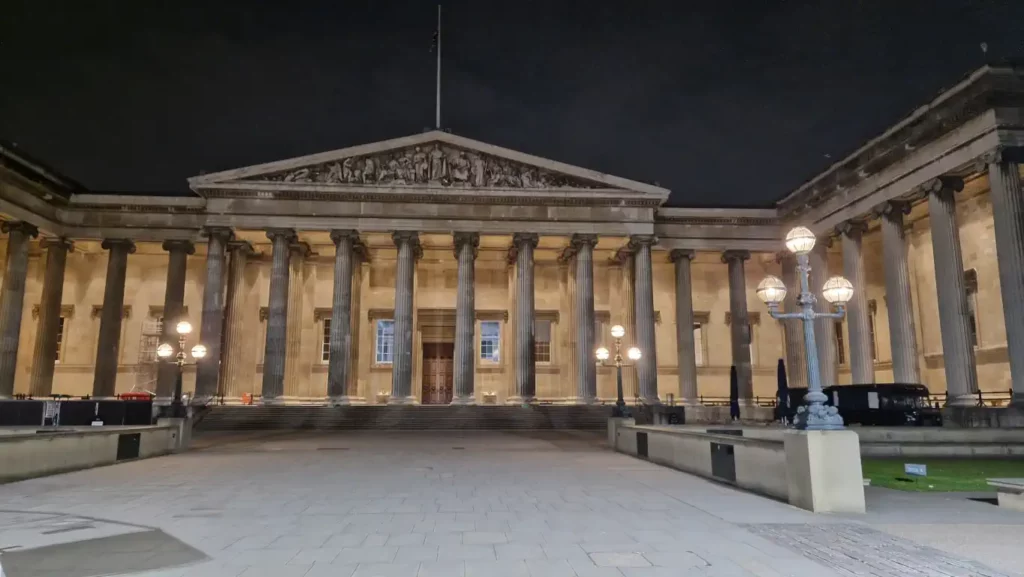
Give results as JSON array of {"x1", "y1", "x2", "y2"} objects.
[
  {"x1": 329, "y1": 395, "x2": 366, "y2": 406},
  {"x1": 260, "y1": 397, "x2": 285, "y2": 406},
  {"x1": 1009, "y1": 393, "x2": 1024, "y2": 408},
  {"x1": 565, "y1": 396, "x2": 597, "y2": 405},
  {"x1": 388, "y1": 395, "x2": 418, "y2": 405},
  {"x1": 945, "y1": 393, "x2": 978, "y2": 408},
  {"x1": 450, "y1": 395, "x2": 476, "y2": 405},
  {"x1": 506, "y1": 396, "x2": 536, "y2": 405}
]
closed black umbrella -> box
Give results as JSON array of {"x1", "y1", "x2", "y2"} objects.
[
  {"x1": 729, "y1": 365, "x2": 740, "y2": 421},
  {"x1": 775, "y1": 358, "x2": 790, "y2": 424}
]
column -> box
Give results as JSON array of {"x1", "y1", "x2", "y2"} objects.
[
  {"x1": 261, "y1": 229, "x2": 294, "y2": 402},
  {"x1": 983, "y1": 151, "x2": 1024, "y2": 404},
  {"x1": 390, "y1": 231, "x2": 420, "y2": 403},
  {"x1": 284, "y1": 243, "x2": 310, "y2": 398},
  {"x1": 779, "y1": 254, "x2": 807, "y2": 388},
  {"x1": 573, "y1": 234, "x2": 598, "y2": 402},
  {"x1": 512, "y1": 233, "x2": 538, "y2": 402},
  {"x1": 631, "y1": 236, "x2": 659, "y2": 403},
  {"x1": 722, "y1": 250, "x2": 752, "y2": 403},
  {"x1": 809, "y1": 242, "x2": 838, "y2": 386},
  {"x1": 327, "y1": 231, "x2": 358, "y2": 402},
  {"x1": 839, "y1": 221, "x2": 874, "y2": 383},
  {"x1": 194, "y1": 227, "x2": 232, "y2": 401},
  {"x1": 451, "y1": 232, "x2": 479, "y2": 404},
  {"x1": 28, "y1": 237, "x2": 73, "y2": 397},
  {"x1": 0, "y1": 222, "x2": 38, "y2": 397},
  {"x1": 92, "y1": 238, "x2": 135, "y2": 397},
  {"x1": 619, "y1": 253, "x2": 638, "y2": 400},
  {"x1": 156, "y1": 240, "x2": 194, "y2": 398},
  {"x1": 879, "y1": 202, "x2": 920, "y2": 383},
  {"x1": 220, "y1": 241, "x2": 254, "y2": 400},
  {"x1": 926, "y1": 177, "x2": 977, "y2": 405},
  {"x1": 671, "y1": 249, "x2": 699, "y2": 404}
]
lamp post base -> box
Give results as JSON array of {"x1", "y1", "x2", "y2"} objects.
[
  {"x1": 792, "y1": 403, "x2": 845, "y2": 430},
  {"x1": 612, "y1": 401, "x2": 631, "y2": 419}
]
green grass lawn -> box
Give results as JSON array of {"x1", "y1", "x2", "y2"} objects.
[{"x1": 862, "y1": 458, "x2": 1024, "y2": 492}]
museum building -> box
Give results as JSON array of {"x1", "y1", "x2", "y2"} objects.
[{"x1": 1, "y1": 63, "x2": 1023, "y2": 409}]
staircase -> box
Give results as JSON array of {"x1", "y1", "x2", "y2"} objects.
[{"x1": 194, "y1": 405, "x2": 611, "y2": 431}]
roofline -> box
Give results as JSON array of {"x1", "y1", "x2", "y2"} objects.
[
  {"x1": 0, "y1": 139, "x2": 89, "y2": 197},
  {"x1": 776, "y1": 60, "x2": 1023, "y2": 207}
]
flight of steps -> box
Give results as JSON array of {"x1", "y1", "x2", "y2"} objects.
[{"x1": 194, "y1": 404, "x2": 612, "y2": 431}]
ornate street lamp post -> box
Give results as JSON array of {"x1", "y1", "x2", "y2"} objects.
[
  {"x1": 596, "y1": 324, "x2": 642, "y2": 418},
  {"x1": 156, "y1": 320, "x2": 207, "y2": 418},
  {"x1": 757, "y1": 227, "x2": 854, "y2": 430}
]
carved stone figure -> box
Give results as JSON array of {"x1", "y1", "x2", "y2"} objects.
[
  {"x1": 413, "y1": 147, "x2": 428, "y2": 182},
  {"x1": 468, "y1": 153, "x2": 486, "y2": 187},
  {"x1": 362, "y1": 157, "x2": 376, "y2": 183},
  {"x1": 327, "y1": 162, "x2": 343, "y2": 183},
  {"x1": 449, "y1": 151, "x2": 469, "y2": 184},
  {"x1": 429, "y1": 145, "x2": 446, "y2": 182},
  {"x1": 342, "y1": 158, "x2": 355, "y2": 181}
]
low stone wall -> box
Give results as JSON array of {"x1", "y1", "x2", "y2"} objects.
[
  {"x1": 610, "y1": 420, "x2": 865, "y2": 513},
  {"x1": 943, "y1": 407, "x2": 1024, "y2": 428},
  {"x1": 0, "y1": 421, "x2": 187, "y2": 483}
]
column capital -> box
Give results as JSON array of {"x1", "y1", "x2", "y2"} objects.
[
  {"x1": 453, "y1": 232, "x2": 480, "y2": 259},
  {"x1": 227, "y1": 240, "x2": 255, "y2": 256},
  {"x1": 161, "y1": 239, "x2": 195, "y2": 255},
  {"x1": 41, "y1": 237, "x2": 74, "y2": 252},
  {"x1": 330, "y1": 229, "x2": 360, "y2": 245},
  {"x1": 101, "y1": 238, "x2": 136, "y2": 254},
  {"x1": 627, "y1": 234, "x2": 658, "y2": 250},
  {"x1": 1, "y1": 221, "x2": 38, "y2": 238},
  {"x1": 922, "y1": 176, "x2": 964, "y2": 198},
  {"x1": 512, "y1": 232, "x2": 539, "y2": 248},
  {"x1": 721, "y1": 249, "x2": 750, "y2": 264},
  {"x1": 669, "y1": 249, "x2": 695, "y2": 263},
  {"x1": 976, "y1": 146, "x2": 1024, "y2": 168},
  {"x1": 838, "y1": 220, "x2": 868, "y2": 238},
  {"x1": 559, "y1": 234, "x2": 597, "y2": 262},
  {"x1": 266, "y1": 228, "x2": 297, "y2": 243},
  {"x1": 392, "y1": 231, "x2": 423, "y2": 259},
  {"x1": 202, "y1": 226, "x2": 234, "y2": 242},
  {"x1": 874, "y1": 200, "x2": 913, "y2": 219}
]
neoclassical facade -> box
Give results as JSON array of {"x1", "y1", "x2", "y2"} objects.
[{"x1": 1, "y1": 63, "x2": 1023, "y2": 408}]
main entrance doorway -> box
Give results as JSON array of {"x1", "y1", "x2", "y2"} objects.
[{"x1": 422, "y1": 342, "x2": 454, "y2": 404}]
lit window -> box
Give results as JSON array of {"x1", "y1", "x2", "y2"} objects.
[
  {"x1": 321, "y1": 318, "x2": 331, "y2": 362},
  {"x1": 479, "y1": 321, "x2": 501, "y2": 362},
  {"x1": 834, "y1": 321, "x2": 846, "y2": 365},
  {"x1": 375, "y1": 320, "x2": 395, "y2": 364},
  {"x1": 965, "y1": 269, "x2": 979, "y2": 347},
  {"x1": 693, "y1": 323, "x2": 705, "y2": 366},
  {"x1": 55, "y1": 317, "x2": 66, "y2": 362},
  {"x1": 535, "y1": 319, "x2": 552, "y2": 363}
]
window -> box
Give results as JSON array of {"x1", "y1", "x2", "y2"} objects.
[
  {"x1": 748, "y1": 324, "x2": 757, "y2": 367},
  {"x1": 693, "y1": 323, "x2": 705, "y2": 366},
  {"x1": 834, "y1": 321, "x2": 846, "y2": 365},
  {"x1": 321, "y1": 318, "x2": 331, "y2": 362},
  {"x1": 535, "y1": 319, "x2": 552, "y2": 363},
  {"x1": 54, "y1": 317, "x2": 66, "y2": 362},
  {"x1": 480, "y1": 321, "x2": 500, "y2": 362},
  {"x1": 867, "y1": 300, "x2": 878, "y2": 361},
  {"x1": 965, "y1": 269, "x2": 979, "y2": 347},
  {"x1": 375, "y1": 320, "x2": 395, "y2": 364}
]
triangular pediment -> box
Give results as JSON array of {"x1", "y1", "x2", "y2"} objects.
[{"x1": 188, "y1": 131, "x2": 669, "y2": 198}]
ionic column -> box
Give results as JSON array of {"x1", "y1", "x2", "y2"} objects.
[
  {"x1": 327, "y1": 231, "x2": 358, "y2": 402},
  {"x1": 194, "y1": 227, "x2": 232, "y2": 402},
  {"x1": 722, "y1": 250, "x2": 752, "y2": 403},
  {"x1": 29, "y1": 237, "x2": 73, "y2": 397},
  {"x1": 452, "y1": 232, "x2": 479, "y2": 404},
  {"x1": 284, "y1": 243, "x2": 310, "y2": 399},
  {"x1": 572, "y1": 234, "x2": 598, "y2": 402},
  {"x1": 809, "y1": 242, "x2": 838, "y2": 386},
  {"x1": 391, "y1": 231, "x2": 420, "y2": 403},
  {"x1": 779, "y1": 254, "x2": 807, "y2": 388},
  {"x1": 619, "y1": 254, "x2": 638, "y2": 400},
  {"x1": 671, "y1": 249, "x2": 699, "y2": 404},
  {"x1": 839, "y1": 221, "x2": 874, "y2": 383},
  {"x1": 92, "y1": 238, "x2": 135, "y2": 397},
  {"x1": 156, "y1": 240, "x2": 194, "y2": 399},
  {"x1": 220, "y1": 241, "x2": 253, "y2": 400},
  {"x1": 879, "y1": 202, "x2": 920, "y2": 383},
  {"x1": 926, "y1": 177, "x2": 977, "y2": 405},
  {"x1": 0, "y1": 222, "x2": 38, "y2": 397},
  {"x1": 631, "y1": 236, "x2": 659, "y2": 403},
  {"x1": 982, "y1": 151, "x2": 1024, "y2": 404},
  {"x1": 261, "y1": 229, "x2": 294, "y2": 402},
  {"x1": 512, "y1": 233, "x2": 538, "y2": 402}
]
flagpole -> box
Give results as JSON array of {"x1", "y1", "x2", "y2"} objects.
[{"x1": 435, "y1": 4, "x2": 442, "y2": 129}]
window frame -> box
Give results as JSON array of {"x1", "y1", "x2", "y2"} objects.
[
  {"x1": 320, "y1": 317, "x2": 332, "y2": 363},
  {"x1": 478, "y1": 319, "x2": 502, "y2": 365},
  {"x1": 834, "y1": 321, "x2": 847, "y2": 366},
  {"x1": 965, "y1": 268, "x2": 980, "y2": 348},
  {"x1": 374, "y1": 319, "x2": 396, "y2": 366},
  {"x1": 534, "y1": 318, "x2": 553, "y2": 365},
  {"x1": 867, "y1": 299, "x2": 878, "y2": 361},
  {"x1": 54, "y1": 316, "x2": 67, "y2": 363}
]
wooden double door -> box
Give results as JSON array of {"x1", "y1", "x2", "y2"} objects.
[{"x1": 421, "y1": 342, "x2": 454, "y2": 405}]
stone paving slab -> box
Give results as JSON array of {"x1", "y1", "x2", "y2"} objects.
[{"x1": 0, "y1": 430, "x2": 1020, "y2": 577}]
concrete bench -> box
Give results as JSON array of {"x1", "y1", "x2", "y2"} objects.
[{"x1": 987, "y1": 478, "x2": 1024, "y2": 511}]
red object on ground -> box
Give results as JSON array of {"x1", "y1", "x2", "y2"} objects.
[{"x1": 120, "y1": 392, "x2": 154, "y2": 401}]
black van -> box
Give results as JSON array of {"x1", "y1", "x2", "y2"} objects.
[{"x1": 783, "y1": 384, "x2": 941, "y2": 426}]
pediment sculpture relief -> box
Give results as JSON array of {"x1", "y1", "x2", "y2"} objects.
[{"x1": 246, "y1": 143, "x2": 602, "y2": 189}]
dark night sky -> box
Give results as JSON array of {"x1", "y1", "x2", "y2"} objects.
[{"x1": 2, "y1": 1, "x2": 1022, "y2": 206}]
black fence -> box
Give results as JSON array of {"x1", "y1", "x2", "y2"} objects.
[{"x1": 0, "y1": 399, "x2": 154, "y2": 427}]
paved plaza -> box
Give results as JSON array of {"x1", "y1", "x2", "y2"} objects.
[{"x1": 1, "y1": 430, "x2": 1023, "y2": 577}]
